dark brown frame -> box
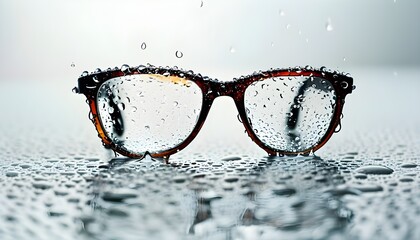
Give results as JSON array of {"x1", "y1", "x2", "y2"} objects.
[{"x1": 76, "y1": 65, "x2": 354, "y2": 159}]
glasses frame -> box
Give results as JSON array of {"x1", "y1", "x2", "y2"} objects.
[{"x1": 76, "y1": 65, "x2": 353, "y2": 159}]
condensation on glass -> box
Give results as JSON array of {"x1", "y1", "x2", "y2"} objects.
[
  {"x1": 97, "y1": 74, "x2": 202, "y2": 155},
  {"x1": 244, "y1": 76, "x2": 336, "y2": 152}
]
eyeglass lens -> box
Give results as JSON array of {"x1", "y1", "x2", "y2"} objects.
[
  {"x1": 96, "y1": 74, "x2": 203, "y2": 155},
  {"x1": 244, "y1": 76, "x2": 336, "y2": 152}
]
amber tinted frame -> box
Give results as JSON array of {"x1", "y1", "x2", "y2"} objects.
[{"x1": 77, "y1": 65, "x2": 353, "y2": 159}]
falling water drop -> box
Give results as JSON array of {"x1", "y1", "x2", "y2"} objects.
[
  {"x1": 326, "y1": 18, "x2": 333, "y2": 32},
  {"x1": 175, "y1": 51, "x2": 183, "y2": 58},
  {"x1": 140, "y1": 42, "x2": 147, "y2": 50},
  {"x1": 279, "y1": 10, "x2": 285, "y2": 16}
]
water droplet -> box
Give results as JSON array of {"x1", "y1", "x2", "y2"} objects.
[
  {"x1": 326, "y1": 18, "x2": 333, "y2": 31},
  {"x1": 399, "y1": 177, "x2": 413, "y2": 182},
  {"x1": 118, "y1": 103, "x2": 125, "y2": 111},
  {"x1": 401, "y1": 163, "x2": 417, "y2": 168},
  {"x1": 221, "y1": 156, "x2": 241, "y2": 161},
  {"x1": 356, "y1": 165, "x2": 394, "y2": 175},
  {"x1": 121, "y1": 64, "x2": 130, "y2": 73},
  {"x1": 279, "y1": 9, "x2": 285, "y2": 16},
  {"x1": 175, "y1": 51, "x2": 183, "y2": 58},
  {"x1": 32, "y1": 182, "x2": 53, "y2": 190},
  {"x1": 6, "y1": 171, "x2": 18, "y2": 177},
  {"x1": 102, "y1": 191, "x2": 138, "y2": 202},
  {"x1": 72, "y1": 87, "x2": 79, "y2": 93},
  {"x1": 70, "y1": 62, "x2": 75, "y2": 67},
  {"x1": 343, "y1": 57, "x2": 346, "y2": 62},
  {"x1": 271, "y1": 42, "x2": 274, "y2": 47},
  {"x1": 230, "y1": 47, "x2": 236, "y2": 53},
  {"x1": 272, "y1": 186, "x2": 296, "y2": 196},
  {"x1": 140, "y1": 42, "x2": 147, "y2": 50},
  {"x1": 81, "y1": 71, "x2": 89, "y2": 77},
  {"x1": 286, "y1": 24, "x2": 291, "y2": 30},
  {"x1": 200, "y1": 0, "x2": 204, "y2": 7},
  {"x1": 173, "y1": 101, "x2": 179, "y2": 107},
  {"x1": 173, "y1": 175, "x2": 187, "y2": 183},
  {"x1": 224, "y1": 176, "x2": 239, "y2": 183},
  {"x1": 352, "y1": 185, "x2": 383, "y2": 193}
]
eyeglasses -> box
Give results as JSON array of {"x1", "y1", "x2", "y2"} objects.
[{"x1": 74, "y1": 64, "x2": 354, "y2": 160}]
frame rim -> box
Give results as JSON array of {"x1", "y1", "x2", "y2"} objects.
[{"x1": 76, "y1": 65, "x2": 353, "y2": 159}]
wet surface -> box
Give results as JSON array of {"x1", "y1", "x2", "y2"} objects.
[{"x1": 0, "y1": 68, "x2": 419, "y2": 240}]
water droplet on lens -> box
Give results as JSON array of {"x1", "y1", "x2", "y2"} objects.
[
  {"x1": 140, "y1": 42, "x2": 147, "y2": 50},
  {"x1": 118, "y1": 103, "x2": 125, "y2": 111},
  {"x1": 175, "y1": 51, "x2": 183, "y2": 58}
]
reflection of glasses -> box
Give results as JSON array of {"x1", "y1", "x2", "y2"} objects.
[{"x1": 75, "y1": 65, "x2": 354, "y2": 160}]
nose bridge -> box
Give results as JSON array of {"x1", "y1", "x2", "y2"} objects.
[{"x1": 209, "y1": 80, "x2": 238, "y2": 98}]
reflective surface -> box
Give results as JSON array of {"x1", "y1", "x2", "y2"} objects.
[{"x1": 0, "y1": 68, "x2": 419, "y2": 240}]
